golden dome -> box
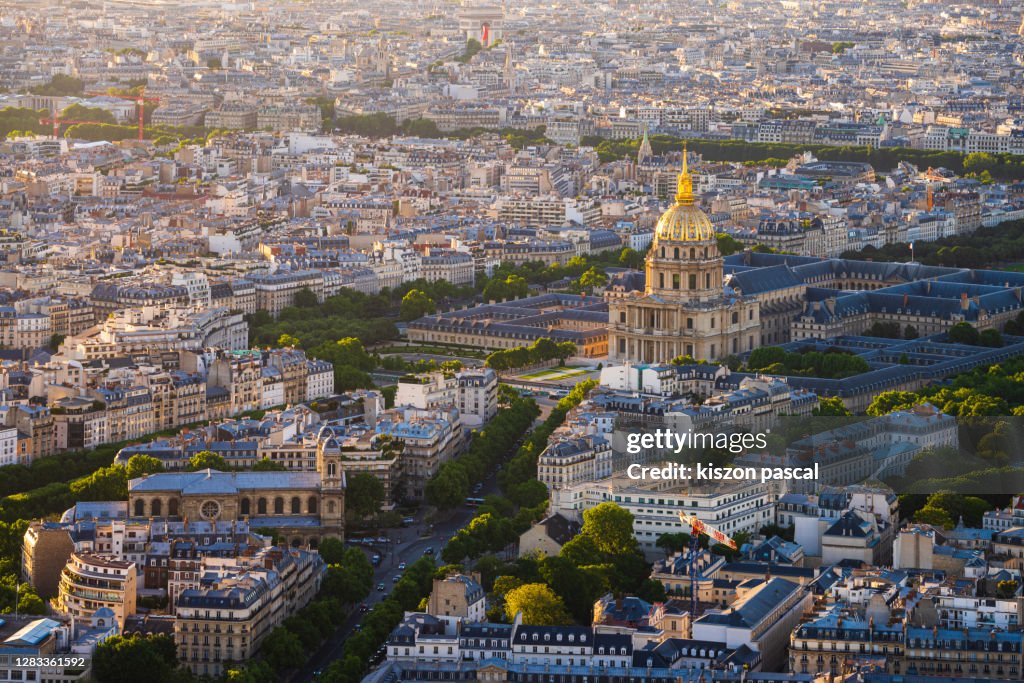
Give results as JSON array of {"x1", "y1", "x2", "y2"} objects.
[{"x1": 655, "y1": 147, "x2": 715, "y2": 243}]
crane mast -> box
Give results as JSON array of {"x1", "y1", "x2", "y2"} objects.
[{"x1": 678, "y1": 512, "x2": 737, "y2": 619}]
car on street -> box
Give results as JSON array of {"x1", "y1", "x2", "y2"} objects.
[
  {"x1": 377, "y1": 582, "x2": 386, "y2": 591},
  {"x1": 359, "y1": 603, "x2": 368, "y2": 612},
  {"x1": 423, "y1": 546, "x2": 434, "y2": 555},
  {"x1": 371, "y1": 554, "x2": 381, "y2": 565},
  {"x1": 393, "y1": 575, "x2": 401, "y2": 583},
  {"x1": 377, "y1": 536, "x2": 387, "y2": 543},
  {"x1": 398, "y1": 562, "x2": 407, "y2": 570}
]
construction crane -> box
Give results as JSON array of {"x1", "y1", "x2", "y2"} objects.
[
  {"x1": 678, "y1": 512, "x2": 737, "y2": 619},
  {"x1": 84, "y1": 90, "x2": 161, "y2": 142},
  {"x1": 39, "y1": 111, "x2": 102, "y2": 138}
]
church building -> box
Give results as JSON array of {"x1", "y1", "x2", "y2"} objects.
[
  {"x1": 127, "y1": 441, "x2": 345, "y2": 547},
  {"x1": 608, "y1": 151, "x2": 761, "y2": 363}
]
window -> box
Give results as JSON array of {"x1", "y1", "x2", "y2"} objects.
[
  {"x1": 240, "y1": 498, "x2": 250, "y2": 515},
  {"x1": 134, "y1": 499, "x2": 145, "y2": 516},
  {"x1": 291, "y1": 497, "x2": 301, "y2": 514},
  {"x1": 151, "y1": 499, "x2": 162, "y2": 516},
  {"x1": 308, "y1": 496, "x2": 318, "y2": 514},
  {"x1": 732, "y1": 312, "x2": 739, "y2": 324},
  {"x1": 274, "y1": 497, "x2": 284, "y2": 514},
  {"x1": 257, "y1": 498, "x2": 267, "y2": 514},
  {"x1": 200, "y1": 500, "x2": 220, "y2": 520},
  {"x1": 689, "y1": 274, "x2": 697, "y2": 289},
  {"x1": 673, "y1": 274, "x2": 680, "y2": 289},
  {"x1": 619, "y1": 312, "x2": 626, "y2": 323}
]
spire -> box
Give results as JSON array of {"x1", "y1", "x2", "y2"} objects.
[
  {"x1": 637, "y1": 126, "x2": 653, "y2": 163},
  {"x1": 675, "y1": 144, "x2": 694, "y2": 205}
]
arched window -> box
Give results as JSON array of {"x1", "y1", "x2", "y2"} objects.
[
  {"x1": 134, "y1": 499, "x2": 145, "y2": 516},
  {"x1": 151, "y1": 499, "x2": 162, "y2": 517},
  {"x1": 257, "y1": 498, "x2": 267, "y2": 514},
  {"x1": 291, "y1": 497, "x2": 301, "y2": 514},
  {"x1": 274, "y1": 497, "x2": 284, "y2": 514},
  {"x1": 308, "y1": 497, "x2": 318, "y2": 514},
  {"x1": 674, "y1": 247, "x2": 679, "y2": 259},
  {"x1": 240, "y1": 498, "x2": 250, "y2": 516},
  {"x1": 168, "y1": 499, "x2": 179, "y2": 517},
  {"x1": 689, "y1": 248, "x2": 695, "y2": 259}
]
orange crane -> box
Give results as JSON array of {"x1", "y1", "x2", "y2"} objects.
[
  {"x1": 85, "y1": 90, "x2": 161, "y2": 142},
  {"x1": 678, "y1": 512, "x2": 737, "y2": 617},
  {"x1": 39, "y1": 111, "x2": 103, "y2": 138}
]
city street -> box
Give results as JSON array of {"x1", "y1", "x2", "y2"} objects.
[{"x1": 292, "y1": 412, "x2": 525, "y2": 682}]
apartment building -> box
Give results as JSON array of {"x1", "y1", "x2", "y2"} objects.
[
  {"x1": 53, "y1": 552, "x2": 137, "y2": 630},
  {"x1": 455, "y1": 368, "x2": 497, "y2": 428},
  {"x1": 174, "y1": 547, "x2": 326, "y2": 677},
  {"x1": 537, "y1": 435, "x2": 613, "y2": 491},
  {"x1": 247, "y1": 269, "x2": 323, "y2": 317}
]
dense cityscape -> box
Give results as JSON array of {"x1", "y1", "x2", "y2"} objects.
[{"x1": 2, "y1": 0, "x2": 1024, "y2": 682}]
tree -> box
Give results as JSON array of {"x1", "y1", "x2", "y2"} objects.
[
  {"x1": 261, "y1": 627, "x2": 305, "y2": 672},
  {"x1": 581, "y1": 502, "x2": 639, "y2": 556},
  {"x1": 618, "y1": 247, "x2": 644, "y2": 270},
  {"x1": 812, "y1": 396, "x2": 852, "y2": 417},
  {"x1": 29, "y1": 74, "x2": 84, "y2": 96},
  {"x1": 294, "y1": 287, "x2": 319, "y2": 308},
  {"x1": 347, "y1": 472, "x2": 385, "y2": 518},
  {"x1": 400, "y1": 289, "x2": 436, "y2": 321},
  {"x1": 92, "y1": 634, "x2": 178, "y2": 683},
  {"x1": 318, "y1": 537, "x2": 346, "y2": 565},
  {"x1": 948, "y1": 322, "x2": 981, "y2": 346},
  {"x1": 904, "y1": 325, "x2": 919, "y2": 339},
  {"x1": 716, "y1": 233, "x2": 744, "y2": 256},
  {"x1": 656, "y1": 532, "x2": 691, "y2": 555},
  {"x1": 997, "y1": 579, "x2": 1020, "y2": 598},
  {"x1": 188, "y1": 450, "x2": 228, "y2": 471},
  {"x1": 61, "y1": 103, "x2": 117, "y2": 124},
  {"x1": 980, "y1": 328, "x2": 1004, "y2": 348},
  {"x1": 70, "y1": 465, "x2": 128, "y2": 501},
  {"x1": 125, "y1": 454, "x2": 164, "y2": 480},
  {"x1": 866, "y1": 390, "x2": 924, "y2": 416},
  {"x1": 252, "y1": 458, "x2": 286, "y2": 471},
  {"x1": 913, "y1": 505, "x2": 954, "y2": 529},
  {"x1": 577, "y1": 267, "x2": 608, "y2": 294},
  {"x1": 503, "y1": 583, "x2": 571, "y2": 625}
]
